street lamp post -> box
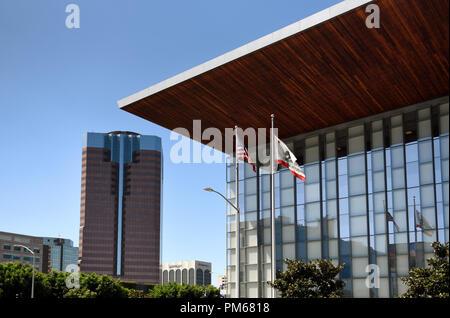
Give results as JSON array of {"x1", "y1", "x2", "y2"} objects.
[
  {"x1": 14, "y1": 244, "x2": 35, "y2": 298},
  {"x1": 204, "y1": 187, "x2": 240, "y2": 298}
]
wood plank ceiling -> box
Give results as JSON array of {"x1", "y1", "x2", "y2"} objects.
[{"x1": 121, "y1": 0, "x2": 449, "y2": 152}]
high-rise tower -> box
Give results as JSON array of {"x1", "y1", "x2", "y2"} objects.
[{"x1": 79, "y1": 131, "x2": 162, "y2": 284}]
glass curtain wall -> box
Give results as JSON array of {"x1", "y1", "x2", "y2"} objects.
[{"x1": 226, "y1": 100, "x2": 449, "y2": 298}]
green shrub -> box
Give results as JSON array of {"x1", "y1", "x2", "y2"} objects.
[
  {"x1": 401, "y1": 242, "x2": 449, "y2": 298},
  {"x1": 0, "y1": 262, "x2": 220, "y2": 299},
  {"x1": 268, "y1": 258, "x2": 345, "y2": 298},
  {"x1": 149, "y1": 283, "x2": 220, "y2": 298},
  {"x1": 128, "y1": 289, "x2": 146, "y2": 298},
  {"x1": 0, "y1": 263, "x2": 128, "y2": 298},
  {"x1": 120, "y1": 281, "x2": 137, "y2": 290},
  {"x1": 45, "y1": 270, "x2": 71, "y2": 298},
  {"x1": 64, "y1": 287, "x2": 97, "y2": 298},
  {"x1": 0, "y1": 262, "x2": 48, "y2": 298},
  {"x1": 141, "y1": 283, "x2": 156, "y2": 293}
]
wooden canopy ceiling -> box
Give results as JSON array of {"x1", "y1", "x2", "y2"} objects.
[{"x1": 119, "y1": 0, "x2": 449, "y2": 151}]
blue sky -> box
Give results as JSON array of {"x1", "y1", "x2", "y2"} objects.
[{"x1": 0, "y1": 0, "x2": 341, "y2": 285}]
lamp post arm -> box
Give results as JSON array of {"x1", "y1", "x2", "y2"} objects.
[
  {"x1": 14, "y1": 245, "x2": 34, "y2": 255},
  {"x1": 210, "y1": 189, "x2": 240, "y2": 214},
  {"x1": 14, "y1": 244, "x2": 35, "y2": 298}
]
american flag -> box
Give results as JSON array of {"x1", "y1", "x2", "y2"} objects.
[
  {"x1": 386, "y1": 210, "x2": 400, "y2": 232},
  {"x1": 236, "y1": 132, "x2": 256, "y2": 172}
]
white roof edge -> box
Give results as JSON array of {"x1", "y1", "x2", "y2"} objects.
[{"x1": 118, "y1": 0, "x2": 372, "y2": 108}]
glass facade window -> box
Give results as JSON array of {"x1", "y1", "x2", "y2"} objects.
[
  {"x1": 196, "y1": 269, "x2": 204, "y2": 286},
  {"x1": 225, "y1": 100, "x2": 449, "y2": 298}
]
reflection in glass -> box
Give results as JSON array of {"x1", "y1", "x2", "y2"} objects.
[
  {"x1": 348, "y1": 155, "x2": 365, "y2": 175},
  {"x1": 225, "y1": 103, "x2": 449, "y2": 298},
  {"x1": 391, "y1": 146, "x2": 404, "y2": 168},
  {"x1": 305, "y1": 202, "x2": 321, "y2": 221},
  {"x1": 420, "y1": 162, "x2": 434, "y2": 185},
  {"x1": 419, "y1": 141, "x2": 433, "y2": 163},
  {"x1": 338, "y1": 158, "x2": 347, "y2": 176},
  {"x1": 305, "y1": 183, "x2": 320, "y2": 202},
  {"x1": 406, "y1": 162, "x2": 419, "y2": 188},
  {"x1": 280, "y1": 206, "x2": 295, "y2": 225},
  {"x1": 351, "y1": 216, "x2": 368, "y2": 236},
  {"x1": 349, "y1": 175, "x2": 366, "y2": 196},
  {"x1": 349, "y1": 195, "x2": 366, "y2": 216},
  {"x1": 280, "y1": 188, "x2": 295, "y2": 206},
  {"x1": 339, "y1": 175, "x2": 348, "y2": 198},
  {"x1": 406, "y1": 143, "x2": 418, "y2": 163},
  {"x1": 392, "y1": 168, "x2": 405, "y2": 189}
]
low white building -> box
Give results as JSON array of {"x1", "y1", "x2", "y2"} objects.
[
  {"x1": 218, "y1": 275, "x2": 228, "y2": 297},
  {"x1": 161, "y1": 260, "x2": 212, "y2": 286}
]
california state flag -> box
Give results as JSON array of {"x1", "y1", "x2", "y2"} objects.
[
  {"x1": 274, "y1": 135, "x2": 306, "y2": 182},
  {"x1": 415, "y1": 209, "x2": 432, "y2": 237}
]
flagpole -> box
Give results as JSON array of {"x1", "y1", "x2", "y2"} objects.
[
  {"x1": 235, "y1": 125, "x2": 240, "y2": 298},
  {"x1": 384, "y1": 200, "x2": 390, "y2": 231},
  {"x1": 270, "y1": 114, "x2": 276, "y2": 298},
  {"x1": 413, "y1": 196, "x2": 417, "y2": 243}
]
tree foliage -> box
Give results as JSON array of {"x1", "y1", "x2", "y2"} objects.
[
  {"x1": 149, "y1": 282, "x2": 220, "y2": 298},
  {"x1": 0, "y1": 263, "x2": 127, "y2": 298},
  {"x1": 64, "y1": 287, "x2": 97, "y2": 298},
  {"x1": 268, "y1": 258, "x2": 345, "y2": 298},
  {"x1": 0, "y1": 262, "x2": 48, "y2": 298},
  {"x1": 45, "y1": 270, "x2": 71, "y2": 298},
  {"x1": 127, "y1": 289, "x2": 147, "y2": 298},
  {"x1": 401, "y1": 242, "x2": 449, "y2": 298},
  {"x1": 80, "y1": 272, "x2": 129, "y2": 298},
  {"x1": 0, "y1": 263, "x2": 220, "y2": 299}
]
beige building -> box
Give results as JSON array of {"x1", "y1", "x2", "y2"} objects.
[
  {"x1": 161, "y1": 260, "x2": 212, "y2": 286},
  {"x1": 218, "y1": 275, "x2": 228, "y2": 297},
  {"x1": 0, "y1": 231, "x2": 50, "y2": 273}
]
